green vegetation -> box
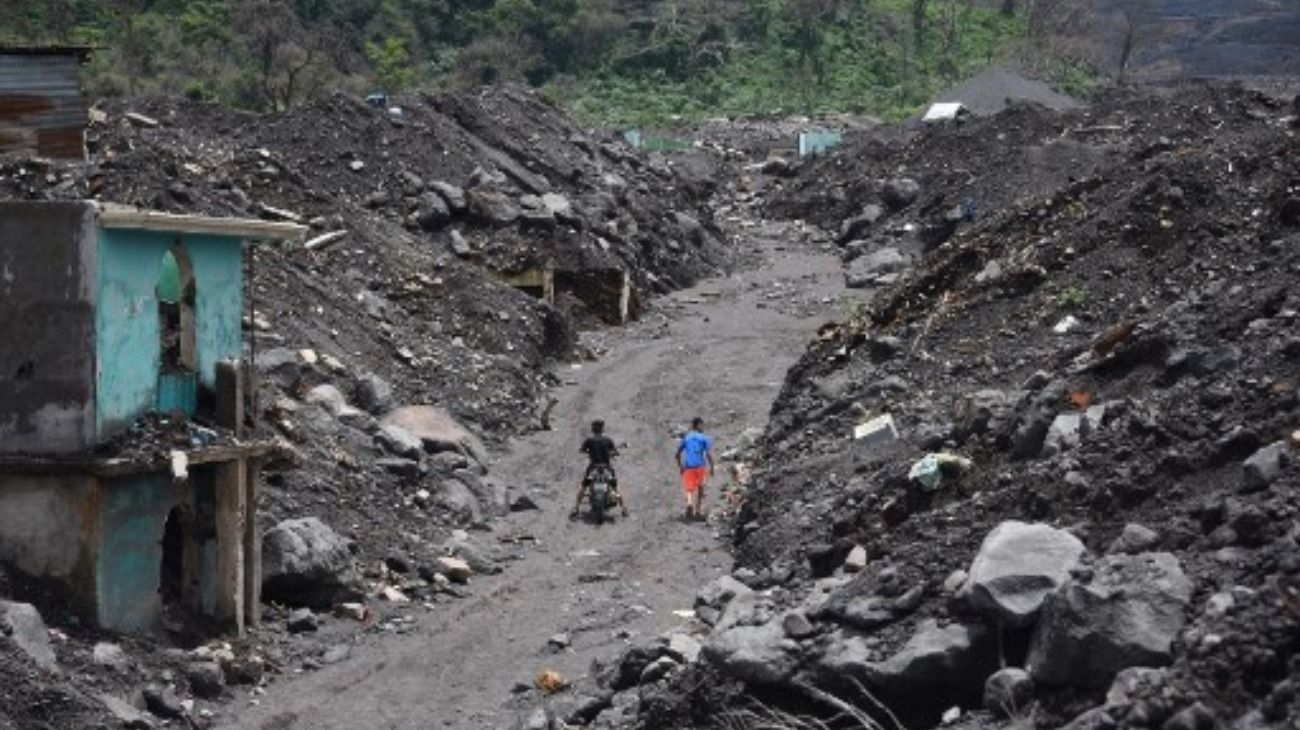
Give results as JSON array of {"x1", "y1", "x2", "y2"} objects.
[{"x1": 2, "y1": 0, "x2": 1029, "y2": 122}]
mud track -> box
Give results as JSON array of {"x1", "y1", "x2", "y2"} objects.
[{"x1": 223, "y1": 222, "x2": 846, "y2": 729}]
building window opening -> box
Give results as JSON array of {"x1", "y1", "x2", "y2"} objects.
[
  {"x1": 158, "y1": 245, "x2": 197, "y2": 373},
  {"x1": 159, "y1": 507, "x2": 186, "y2": 605}
]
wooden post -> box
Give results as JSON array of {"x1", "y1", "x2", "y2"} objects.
[
  {"x1": 243, "y1": 458, "x2": 262, "y2": 628},
  {"x1": 216, "y1": 359, "x2": 244, "y2": 438},
  {"x1": 214, "y1": 458, "x2": 246, "y2": 636}
]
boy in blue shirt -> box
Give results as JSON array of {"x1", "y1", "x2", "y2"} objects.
[{"x1": 675, "y1": 417, "x2": 714, "y2": 520}]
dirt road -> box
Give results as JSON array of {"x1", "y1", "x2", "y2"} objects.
[{"x1": 223, "y1": 220, "x2": 846, "y2": 730}]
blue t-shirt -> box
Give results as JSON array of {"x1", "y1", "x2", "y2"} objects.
[{"x1": 679, "y1": 431, "x2": 712, "y2": 469}]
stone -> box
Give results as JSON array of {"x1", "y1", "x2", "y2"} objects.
[
  {"x1": 961, "y1": 389, "x2": 1013, "y2": 436},
  {"x1": 1108, "y1": 523, "x2": 1160, "y2": 555},
  {"x1": 185, "y1": 662, "x2": 225, "y2": 699},
  {"x1": 143, "y1": 686, "x2": 184, "y2": 719},
  {"x1": 101, "y1": 694, "x2": 155, "y2": 729},
  {"x1": 430, "y1": 181, "x2": 466, "y2": 211},
  {"x1": 703, "y1": 619, "x2": 799, "y2": 685},
  {"x1": 1042, "y1": 413, "x2": 1082, "y2": 456},
  {"x1": 380, "y1": 406, "x2": 487, "y2": 466},
  {"x1": 262, "y1": 517, "x2": 362, "y2": 608},
  {"x1": 416, "y1": 192, "x2": 451, "y2": 231},
  {"x1": 845, "y1": 247, "x2": 908, "y2": 289},
  {"x1": 436, "y1": 480, "x2": 482, "y2": 524},
  {"x1": 376, "y1": 424, "x2": 423, "y2": 459},
  {"x1": 696, "y1": 575, "x2": 753, "y2": 609},
  {"x1": 942, "y1": 570, "x2": 968, "y2": 594},
  {"x1": 665, "y1": 633, "x2": 703, "y2": 664},
  {"x1": 782, "y1": 611, "x2": 817, "y2": 640},
  {"x1": 93, "y1": 642, "x2": 130, "y2": 671},
  {"x1": 304, "y1": 384, "x2": 360, "y2": 418},
  {"x1": 0, "y1": 600, "x2": 57, "y2": 672},
  {"x1": 984, "y1": 667, "x2": 1034, "y2": 716},
  {"x1": 541, "y1": 192, "x2": 575, "y2": 221},
  {"x1": 287, "y1": 608, "x2": 319, "y2": 633},
  {"x1": 434, "y1": 556, "x2": 474, "y2": 583},
  {"x1": 1243, "y1": 441, "x2": 1290, "y2": 491},
  {"x1": 353, "y1": 372, "x2": 394, "y2": 415},
  {"x1": 322, "y1": 644, "x2": 351, "y2": 665},
  {"x1": 639, "y1": 656, "x2": 679, "y2": 684},
  {"x1": 975, "y1": 260, "x2": 1004, "y2": 285},
  {"x1": 837, "y1": 205, "x2": 886, "y2": 243},
  {"x1": 510, "y1": 494, "x2": 540, "y2": 511},
  {"x1": 843, "y1": 545, "x2": 868, "y2": 573},
  {"x1": 548, "y1": 632, "x2": 571, "y2": 650},
  {"x1": 1163, "y1": 702, "x2": 1216, "y2": 730},
  {"x1": 1105, "y1": 666, "x2": 1167, "y2": 707},
  {"x1": 817, "y1": 619, "x2": 997, "y2": 710},
  {"x1": 1028, "y1": 552, "x2": 1193, "y2": 688},
  {"x1": 963, "y1": 521, "x2": 1086, "y2": 627},
  {"x1": 881, "y1": 178, "x2": 921, "y2": 209},
  {"x1": 466, "y1": 188, "x2": 521, "y2": 224},
  {"x1": 448, "y1": 229, "x2": 474, "y2": 258}
]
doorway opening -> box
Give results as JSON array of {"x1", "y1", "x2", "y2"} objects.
[{"x1": 159, "y1": 507, "x2": 186, "y2": 606}]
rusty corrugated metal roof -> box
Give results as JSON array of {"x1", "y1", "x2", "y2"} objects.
[{"x1": 0, "y1": 50, "x2": 87, "y2": 160}]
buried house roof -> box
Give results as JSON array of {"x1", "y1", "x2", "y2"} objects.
[{"x1": 95, "y1": 203, "x2": 307, "y2": 241}]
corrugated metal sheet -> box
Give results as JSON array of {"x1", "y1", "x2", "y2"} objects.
[{"x1": 0, "y1": 52, "x2": 88, "y2": 160}]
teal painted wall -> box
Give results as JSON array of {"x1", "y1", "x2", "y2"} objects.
[
  {"x1": 94, "y1": 229, "x2": 245, "y2": 435},
  {"x1": 97, "y1": 472, "x2": 218, "y2": 632},
  {"x1": 97, "y1": 473, "x2": 171, "y2": 632}
]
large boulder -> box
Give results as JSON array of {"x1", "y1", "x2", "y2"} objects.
[
  {"x1": 262, "y1": 518, "x2": 362, "y2": 608},
  {"x1": 380, "y1": 406, "x2": 487, "y2": 466},
  {"x1": 703, "y1": 619, "x2": 799, "y2": 685},
  {"x1": 816, "y1": 619, "x2": 997, "y2": 717},
  {"x1": 0, "y1": 600, "x2": 58, "y2": 672},
  {"x1": 963, "y1": 521, "x2": 1086, "y2": 627},
  {"x1": 1027, "y1": 552, "x2": 1193, "y2": 688},
  {"x1": 881, "y1": 178, "x2": 921, "y2": 210},
  {"x1": 845, "y1": 247, "x2": 908, "y2": 289},
  {"x1": 466, "y1": 188, "x2": 521, "y2": 224}
]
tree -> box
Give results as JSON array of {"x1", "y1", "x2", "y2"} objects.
[
  {"x1": 1115, "y1": 0, "x2": 1159, "y2": 82},
  {"x1": 365, "y1": 36, "x2": 416, "y2": 91},
  {"x1": 235, "y1": 0, "x2": 330, "y2": 110}
]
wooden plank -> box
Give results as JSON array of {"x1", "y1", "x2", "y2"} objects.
[
  {"x1": 0, "y1": 441, "x2": 281, "y2": 477},
  {"x1": 97, "y1": 204, "x2": 305, "y2": 241},
  {"x1": 215, "y1": 360, "x2": 244, "y2": 438},
  {"x1": 213, "y1": 459, "x2": 246, "y2": 636},
  {"x1": 243, "y1": 459, "x2": 262, "y2": 628}
]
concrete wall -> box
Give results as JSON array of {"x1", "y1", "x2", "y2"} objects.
[
  {"x1": 95, "y1": 229, "x2": 244, "y2": 438},
  {"x1": 0, "y1": 201, "x2": 98, "y2": 453},
  {"x1": 0, "y1": 473, "x2": 98, "y2": 588}
]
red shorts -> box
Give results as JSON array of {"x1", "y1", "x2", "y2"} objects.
[{"x1": 681, "y1": 467, "x2": 709, "y2": 494}]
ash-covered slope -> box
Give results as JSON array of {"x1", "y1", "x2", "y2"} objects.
[
  {"x1": 0, "y1": 85, "x2": 731, "y2": 730},
  {"x1": 604, "y1": 84, "x2": 1300, "y2": 730}
]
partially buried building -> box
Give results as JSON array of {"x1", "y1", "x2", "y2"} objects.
[{"x1": 0, "y1": 201, "x2": 304, "y2": 635}]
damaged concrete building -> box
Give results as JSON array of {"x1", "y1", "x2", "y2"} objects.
[{"x1": 0, "y1": 201, "x2": 303, "y2": 635}]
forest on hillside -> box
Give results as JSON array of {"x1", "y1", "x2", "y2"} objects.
[{"x1": 3, "y1": 0, "x2": 1107, "y2": 124}]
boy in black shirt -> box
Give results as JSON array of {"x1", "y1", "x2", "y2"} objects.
[{"x1": 572, "y1": 420, "x2": 629, "y2": 518}]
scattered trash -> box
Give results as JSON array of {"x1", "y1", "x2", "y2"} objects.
[
  {"x1": 1069, "y1": 390, "x2": 1093, "y2": 410},
  {"x1": 672, "y1": 609, "x2": 696, "y2": 619},
  {"x1": 908, "y1": 452, "x2": 974, "y2": 491},
  {"x1": 942, "y1": 706, "x2": 962, "y2": 724},
  {"x1": 535, "y1": 669, "x2": 567, "y2": 694},
  {"x1": 853, "y1": 413, "x2": 898, "y2": 447},
  {"x1": 1053, "y1": 315, "x2": 1080, "y2": 334},
  {"x1": 124, "y1": 111, "x2": 159, "y2": 128},
  {"x1": 170, "y1": 450, "x2": 188, "y2": 481}
]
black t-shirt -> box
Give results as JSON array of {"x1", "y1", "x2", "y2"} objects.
[{"x1": 581, "y1": 435, "x2": 617, "y2": 465}]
